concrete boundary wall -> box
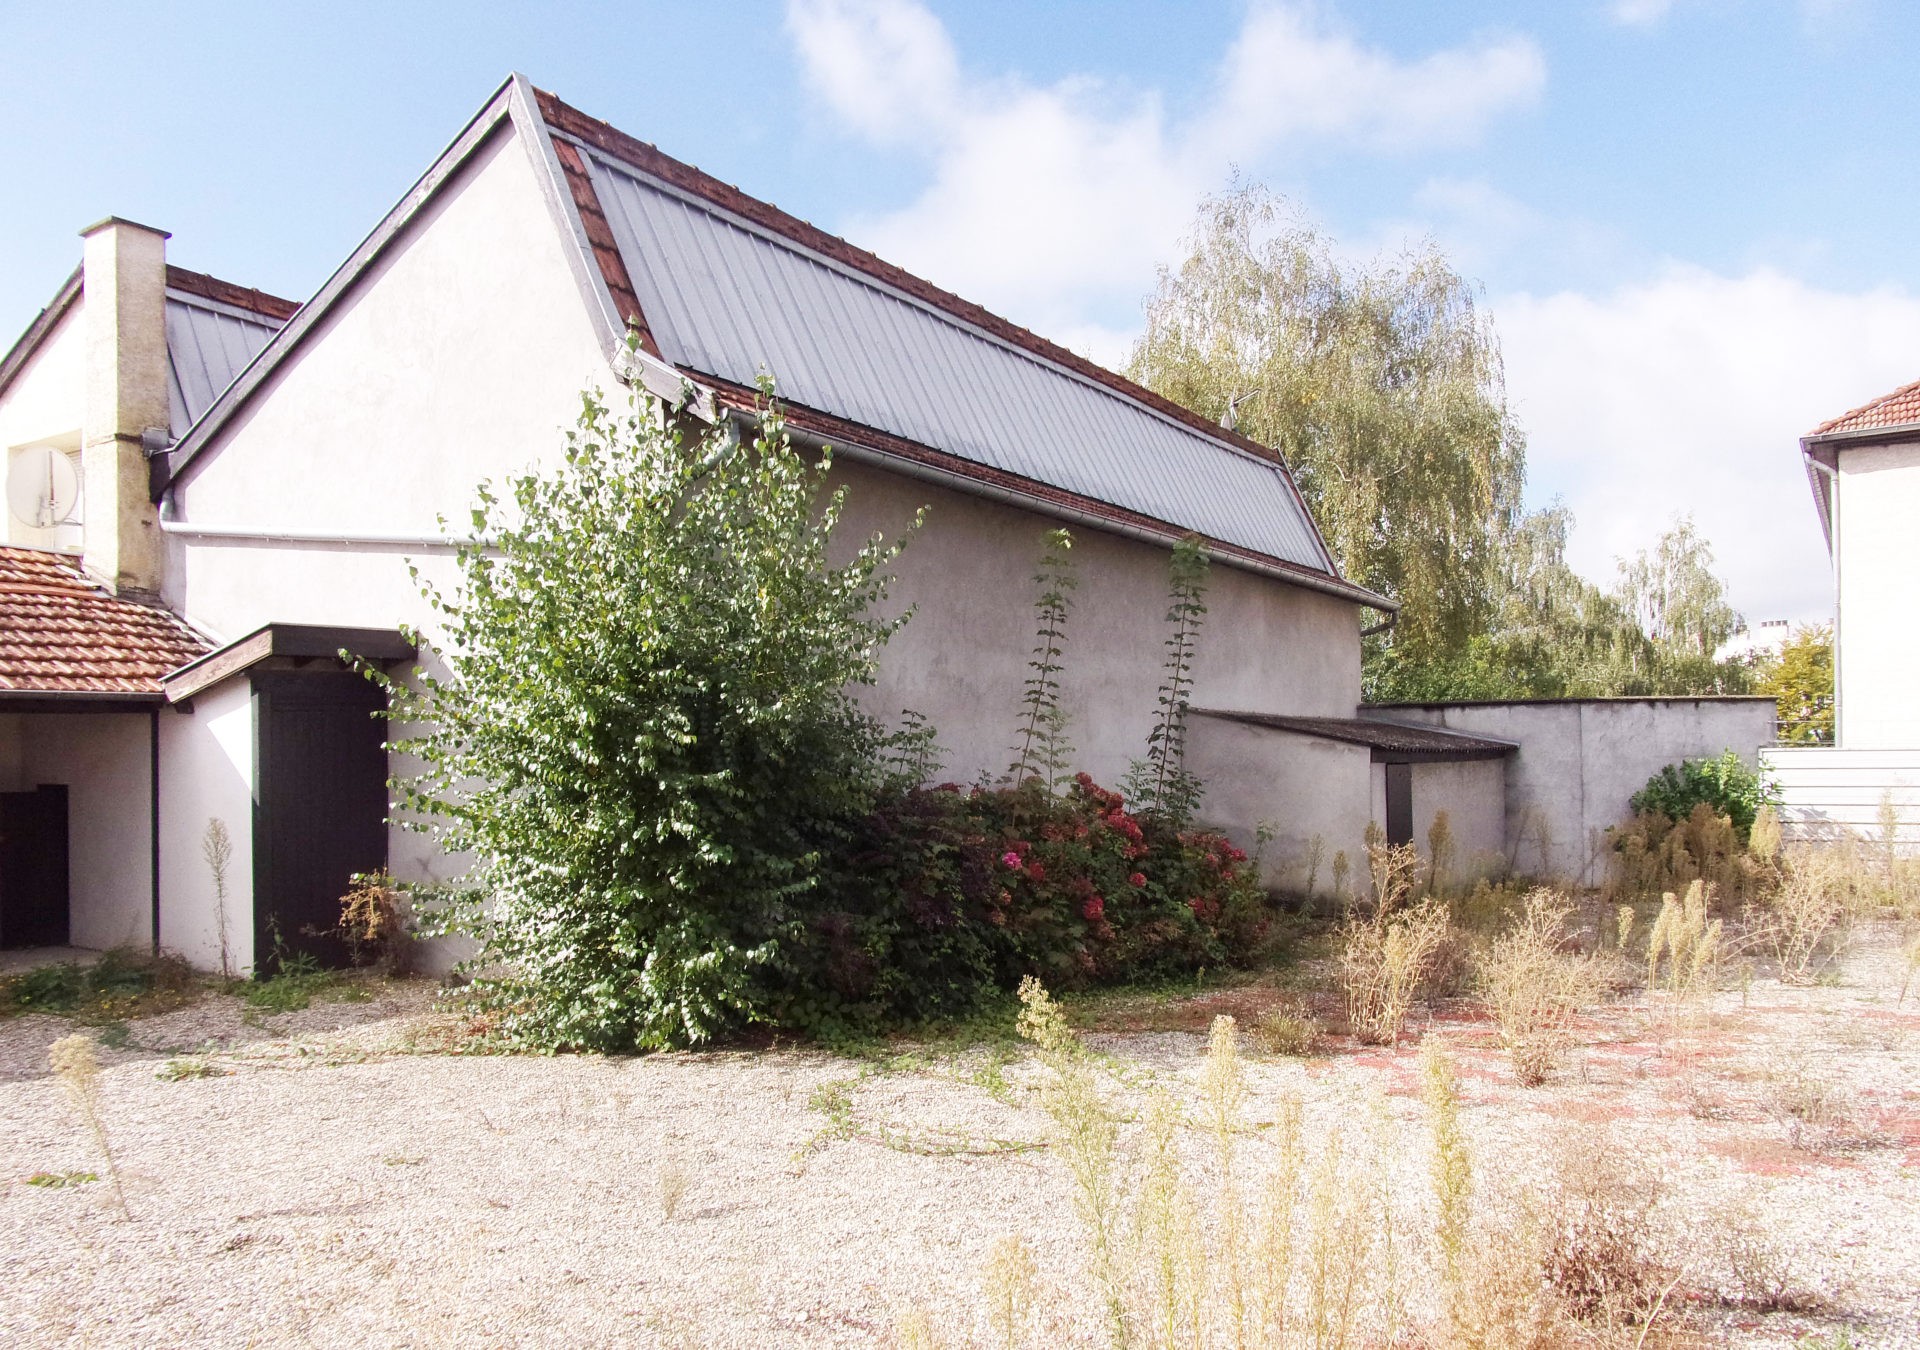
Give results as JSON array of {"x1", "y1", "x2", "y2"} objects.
[
  {"x1": 1362, "y1": 698, "x2": 1777, "y2": 885},
  {"x1": 1762, "y1": 746, "x2": 1920, "y2": 848}
]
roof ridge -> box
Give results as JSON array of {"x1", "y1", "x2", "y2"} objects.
[
  {"x1": 164, "y1": 265, "x2": 301, "y2": 322},
  {"x1": 531, "y1": 89, "x2": 1298, "y2": 473}
]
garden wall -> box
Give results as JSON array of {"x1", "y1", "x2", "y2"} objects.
[{"x1": 1362, "y1": 698, "x2": 1777, "y2": 885}]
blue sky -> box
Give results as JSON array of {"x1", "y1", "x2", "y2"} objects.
[{"x1": 6, "y1": 0, "x2": 1918, "y2": 624}]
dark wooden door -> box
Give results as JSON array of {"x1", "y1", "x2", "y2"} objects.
[
  {"x1": 0, "y1": 784, "x2": 70, "y2": 949},
  {"x1": 253, "y1": 672, "x2": 388, "y2": 970},
  {"x1": 1384, "y1": 763, "x2": 1414, "y2": 848}
]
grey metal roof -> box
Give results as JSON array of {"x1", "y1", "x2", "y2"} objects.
[
  {"x1": 164, "y1": 290, "x2": 284, "y2": 434},
  {"x1": 584, "y1": 151, "x2": 1335, "y2": 575},
  {"x1": 1195, "y1": 709, "x2": 1518, "y2": 762}
]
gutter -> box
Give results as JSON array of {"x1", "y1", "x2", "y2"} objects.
[{"x1": 156, "y1": 518, "x2": 481, "y2": 552}]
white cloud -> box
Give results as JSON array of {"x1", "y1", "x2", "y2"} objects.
[
  {"x1": 1204, "y1": 7, "x2": 1545, "y2": 157},
  {"x1": 783, "y1": 0, "x2": 1543, "y2": 338},
  {"x1": 1498, "y1": 266, "x2": 1920, "y2": 624},
  {"x1": 784, "y1": 0, "x2": 960, "y2": 145}
]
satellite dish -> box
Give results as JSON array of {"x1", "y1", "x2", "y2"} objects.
[{"x1": 7, "y1": 447, "x2": 81, "y2": 528}]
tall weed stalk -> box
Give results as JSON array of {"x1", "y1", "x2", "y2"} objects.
[{"x1": 1010, "y1": 528, "x2": 1079, "y2": 788}]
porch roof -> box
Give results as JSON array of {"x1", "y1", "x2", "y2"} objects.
[
  {"x1": 0, "y1": 546, "x2": 207, "y2": 702},
  {"x1": 1194, "y1": 709, "x2": 1518, "y2": 764}
]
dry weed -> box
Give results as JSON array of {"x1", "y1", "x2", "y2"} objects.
[
  {"x1": 982, "y1": 1234, "x2": 1037, "y2": 1350},
  {"x1": 1341, "y1": 899, "x2": 1451, "y2": 1046},
  {"x1": 1757, "y1": 847, "x2": 1852, "y2": 983},
  {"x1": 657, "y1": 1152, "x2": 691, "y2": 1220},
  {"x1": 1646, "y1": 881, "x2": 1722, "y2": 1003},
  {"x1": 48, "y1": 1033, "x2": 128, "y2": 1220},
  {"x1": 1535, "y1": 1134, "x2": 1679, "y2": 1334},
  {"x1": 1015, "y1": 977, "x2": 1127, "y2": 1343},
  {"x1": 1760, "y1": 1057, "x2": 1885, "y2": 1153},
  {"x1": 1708, "y1": 1192, "x2": 1827, "y2": 1313},
  {"x1": 1364, "y1": 831, "x2": 1423, "y2": 917},
  {"x1": 1477, "y1": 891, "x2": 1605, "y2": 1086},
  {"x1": 1250, "y1": 1006, "x2": 1321, "y2": 1057}
]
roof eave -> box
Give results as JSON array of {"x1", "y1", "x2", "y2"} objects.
[
  {"x1": 162, "y1": 75, "x2": 526, "y2": 495},
  {"x1": 0, "y1": 267, "x2": 83, "y2": 404},
  {"x1": 0, "y1": 688, "x2": 165, "y2": 713}
]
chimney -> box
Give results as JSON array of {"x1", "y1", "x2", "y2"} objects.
[{"x1": 80, "y1": 217, "x2": 170, "y2": 596}]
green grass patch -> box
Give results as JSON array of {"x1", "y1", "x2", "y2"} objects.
[{"x1": 0, "y1": 949, "x2": 202, "y2": 1022}]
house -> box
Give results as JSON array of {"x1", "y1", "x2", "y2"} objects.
[
  {"x1": 0, "y1": 222, "x2": 291, "y2": 951},
  {"x1": 1764, "y1": 381, "x2": 1920, "y2": 843},
  {"x1": 6, "y1": 75, "x2": 1766, "y2": 968}
]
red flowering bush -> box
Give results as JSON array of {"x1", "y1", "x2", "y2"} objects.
[{"x1": 795, "y1": 773, "x2": 1275, "y2": 1026}]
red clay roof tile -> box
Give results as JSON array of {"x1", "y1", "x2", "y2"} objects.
[
  {"x1": 1808, "y1": 376, "x2": 1920, "y2": 437},
  {"x1": 0, "y1": 546, "x2": 207, "y2": 695}
]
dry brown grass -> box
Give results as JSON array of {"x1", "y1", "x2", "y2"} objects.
[{"x1": 997, "y1": 991, "x2": 1697, "y2": 1349}]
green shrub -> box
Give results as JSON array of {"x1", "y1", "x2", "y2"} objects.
[
  {"x1": 1630, "y1": 750, "x2": 1777, "y2": 842},
  {"x1": 797, "y1": 774, "x2": 1275, "y2": 1031},
  {"x1": 383, "y1": 379, "x2": 915, "y2": 1052}
]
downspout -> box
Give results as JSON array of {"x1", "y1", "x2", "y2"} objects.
[
  {"x1": 149, "y1": 708, "x2": 161, "y2": 954},
  {"x1": 1806, "y1": 452, "x2": 1841, "y2": 747}
]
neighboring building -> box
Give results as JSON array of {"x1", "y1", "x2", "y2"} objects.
[
  {"x1": 1765, "y1": 381, "x2": 1920, "y2": 843},
  {"x1": 0, "y1": 223, "x2": 292, "y2": 953}
]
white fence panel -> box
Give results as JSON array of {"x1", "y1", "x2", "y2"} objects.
[{"x1": 1761, "y1": 745, "x2": 1920, "y2": 846}]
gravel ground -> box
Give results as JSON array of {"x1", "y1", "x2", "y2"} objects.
[{"x1": 2, "y1": 932, "x2": 1917, "y2": 1349}]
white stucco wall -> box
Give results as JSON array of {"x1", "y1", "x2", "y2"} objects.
[
  {"x1": 157, "y1": 684, "x2": 255, "y2": 973},
  {"x1": 1834, "y1": 438, "x2": 1920, "y2": 750},
  {"x1": 0, "y1": 301, "x2": 86, "y2": 552},
  {"x1": 1364, "y1": 699, "x2": 1776, "y2": 885},
  {"x1": 16, "y1": 712, "x2": 152, "y2": 949},
  {"x1": 1411, "y1": 758, "x2": 1507, "y2": 884},
  {"x1": 164, "y1": 119, "x2": 613, "y2": 644},
  {"x1": 832, "y1": 461, "x2": 1364, "y2": 789},
  {"x1": 1186, "y1": 716, "x2": 1372, "y2": 899}
]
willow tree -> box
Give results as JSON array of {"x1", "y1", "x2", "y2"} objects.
[{"x1": 1127, "y1": 186, "x2": 1526, "y2": 670}]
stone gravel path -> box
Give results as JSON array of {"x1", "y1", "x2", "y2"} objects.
[{"x1": 2, "y1": 935, "x2": 1916, "y2": 1348}]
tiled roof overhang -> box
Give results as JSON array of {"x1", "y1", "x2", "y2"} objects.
[
  {"x1": 1800, "y1": 376, "x2": 1920, "y2": 548},
  {"x1": 0, "y1": 546, "x2": 207, "y2": 701},
  {"x1": 1196, "y1": 708, "x2": 1518, "y2": 763}
]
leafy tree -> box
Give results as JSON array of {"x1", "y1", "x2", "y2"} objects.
[
  {"x1": 382, "y1": 381, "x2": 915, "y2": 1050},
  {"x1": 1757, "y1": 624, "x2": 1834, "y2": 744},
  {"x1": 1616, "y1": 514, "x2": 1742, "y2": 670},
  {"x1": 1128, "y1": 185, "x2": 1526, "y2": 671},
  {"x1": 1365, "y1": 509, "x2": 1754, "y2": 701}
]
